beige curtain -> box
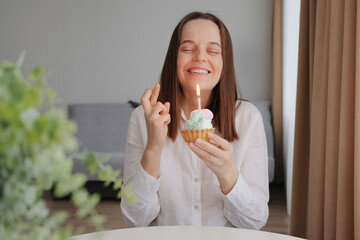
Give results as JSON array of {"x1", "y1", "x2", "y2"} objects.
[
  {"x1": 271, "y1": 0, "x2": 283, "y2": 183},
  {"x1": 290, "y1": 0, "x2": 360, "y2": 239}
]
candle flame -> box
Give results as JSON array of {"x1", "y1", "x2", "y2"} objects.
[{"x1": 196, "y1": 84, "x2": 200, "y2": 97}]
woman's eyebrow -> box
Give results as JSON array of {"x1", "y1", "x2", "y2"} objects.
[
  {"x1": 180, "y1": 40, "x2": 221, "y2": 48},
  {"x1": 209, "y1": 42, "x2": 221, "y2": 48},
  {"x1": 179, "y1": 40, "x2": 194, "y2": 45}
]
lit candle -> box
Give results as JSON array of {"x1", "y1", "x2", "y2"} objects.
[{"x1": 196, "y1": 84, "x2": 201, "y2": 110}]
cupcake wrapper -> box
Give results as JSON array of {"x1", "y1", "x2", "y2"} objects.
[{"x1": 180, "y1": 128, "x2": 215, "y2": 143}]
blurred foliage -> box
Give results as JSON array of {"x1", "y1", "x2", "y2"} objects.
[{"x1": 0, "y1": 53, "x2": 130, "y2": 240}]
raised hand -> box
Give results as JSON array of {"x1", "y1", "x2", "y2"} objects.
[
  {"x1": 140, "y1": 83, "x2": 170, "y2": 178},
  {"x1": 188, "y1": 133, "x2": 239, "y2": 195}
]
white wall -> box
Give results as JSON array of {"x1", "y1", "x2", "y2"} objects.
[
  {"x1": 0, "y1": 0, "x2": 272, "y2": 107},
  {"x1": 283, "y1": 0, "x2": 301, "y2": 215}
]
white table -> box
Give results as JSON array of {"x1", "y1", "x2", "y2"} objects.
[{"x1": 69, "y1": 226, "x2": 305, "y2": 240}]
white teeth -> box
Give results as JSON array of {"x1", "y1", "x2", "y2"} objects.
[{"x1": 190, "y1": 69, "x2": 209, "y2": 74}]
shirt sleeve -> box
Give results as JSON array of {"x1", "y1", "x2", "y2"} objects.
[
  {"x1": 221, "y1": 109, "x2": 270, "y2": 229},
  {"x1": 120, "y1": 106, "x2": 161, "y2": 227}
]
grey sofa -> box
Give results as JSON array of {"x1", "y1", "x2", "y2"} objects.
[
  {"x1": 69, "y1": 102, "x2": 134, "y2": 198},
  {"x1": 251, "y1": 101, "x2": 275, "y2": 183}
]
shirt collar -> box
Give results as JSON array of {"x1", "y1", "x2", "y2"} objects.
[{"x1": 180, "y1": 108, "x2": 188, "y2": 121}]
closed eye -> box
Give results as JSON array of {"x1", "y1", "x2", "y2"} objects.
[
  {"x1": 208, "y1": 50, "x2": 220, "y2": 55},
  {"x1": 180, "y1": 48, "x2": 195, "y2": 53}
]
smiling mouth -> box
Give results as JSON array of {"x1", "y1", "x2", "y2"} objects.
[{"x1": 188, "y1": 68, "x2": 211, "y2": 74}]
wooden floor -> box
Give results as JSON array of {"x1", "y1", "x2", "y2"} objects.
[
  {"x1": 45, "y1": 183, "x2": 290, "y2": 235},
  {"x1": 261, "y1": 183, "x2": 290, "y2": 235}
]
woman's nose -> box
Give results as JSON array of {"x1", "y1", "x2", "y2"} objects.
[{"x1": 192, "y1": 50, "x2": 206, "y2": 62}]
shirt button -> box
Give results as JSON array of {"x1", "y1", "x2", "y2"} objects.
[
  {"x1": 194, "y1": 205, "x2": 199, "y2": 210},
  {"x1": 194, "y1": 177, "x2": 199, "y2": 183}
]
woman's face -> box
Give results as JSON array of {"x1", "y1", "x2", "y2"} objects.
[{"x1": 177, "y1": 19, "x2": 223, "y2": 96}]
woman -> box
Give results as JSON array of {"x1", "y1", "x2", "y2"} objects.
[{"x1": 120, "y1": 12, "x2": 269, "y2": 229}]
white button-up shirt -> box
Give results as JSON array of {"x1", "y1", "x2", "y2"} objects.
[{"x1": 120, "y1": 100, "x2": 269, "y2": 229}]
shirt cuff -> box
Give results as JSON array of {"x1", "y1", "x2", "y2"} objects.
[
  {"x1": 221, "y1": 174, "x2": 254, "y2": 212},
  {"x1": 131, "y1": 163, "x2": 160, "y2": 203}
]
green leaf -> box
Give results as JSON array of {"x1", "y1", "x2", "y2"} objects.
[
  {"x1": 1, "y1": 60, "x2": 15, "y2": 70},
  {"x1": 20, "y1": 107, "x2": 39, "y2": 130},
  {"x1": 46, "y1": 211, "x2": 68, "y2": 228},
  {"x1": 24, "y1": 186, "x2": 38, "y2": 206},
  {"x1": 98, "y1": 166, "x2": 111, "y2": 181},
  {"x1": 83, "y1": 152, "x2": 99, "y2": 175},
  {"x1": 28, "y1": 65, "x2": 44, "y2": 81},
  {"x1": 72, "y1": 174, "x2": 87, "y2": 188},
  {"x1": 46, "y1": 157, "x2": 72, "y2": 182},
  {"x1": 112, "y1": 179, "x2": 123, "y2": 190},
  {"x1": 54, "y1": 173, "x2": 86, "y2": 197},
  {"x1": 26, "y1": 200, "x2": 49, "y2": 220},
  {"x1": 76, "y1": 193, "x2": 100, "y2": 218},
  {"x1": 71, "y1": 189, "x2": 89, "y2": 206},
  {"x1": 15, "y1": 51, "x2": 26, "y2": 69},
  {"x1": 90, "y1": 214, "x2": 106, "y2": 226}
]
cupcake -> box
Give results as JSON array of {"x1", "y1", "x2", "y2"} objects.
[{"x1": 180, "y1": 109, "x2": 215, "y2": 143}]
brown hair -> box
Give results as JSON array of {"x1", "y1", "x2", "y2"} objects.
[{"x1": 158, "y1": 11, "x2": 240, "y2": 142}]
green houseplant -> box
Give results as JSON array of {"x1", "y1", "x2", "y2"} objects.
[{"x1": 0, "y1": 53, "x2": 130, "y2": 240}]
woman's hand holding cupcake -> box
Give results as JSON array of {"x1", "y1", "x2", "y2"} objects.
[
  {"x1": 140, "y1": 83, "x2": 170, "y2": 178},
  {"x1": 189, "y1": 133, "x2": 239, "y2": 195}
]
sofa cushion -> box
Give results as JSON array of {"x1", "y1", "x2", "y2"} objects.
[
  {"x1": 250, "y1": 101, "x2": 275, "y2": 182},
  {"x1": 68, "y1": 103, "x2": 133, "y2": 153},
  {"x1": 68, "y1": 103, "x2": 133, "y2": 180}
]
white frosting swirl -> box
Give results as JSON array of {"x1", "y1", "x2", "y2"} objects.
[{"x1": 184, "y1": 109, "x2": 213, "y2": 130}]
